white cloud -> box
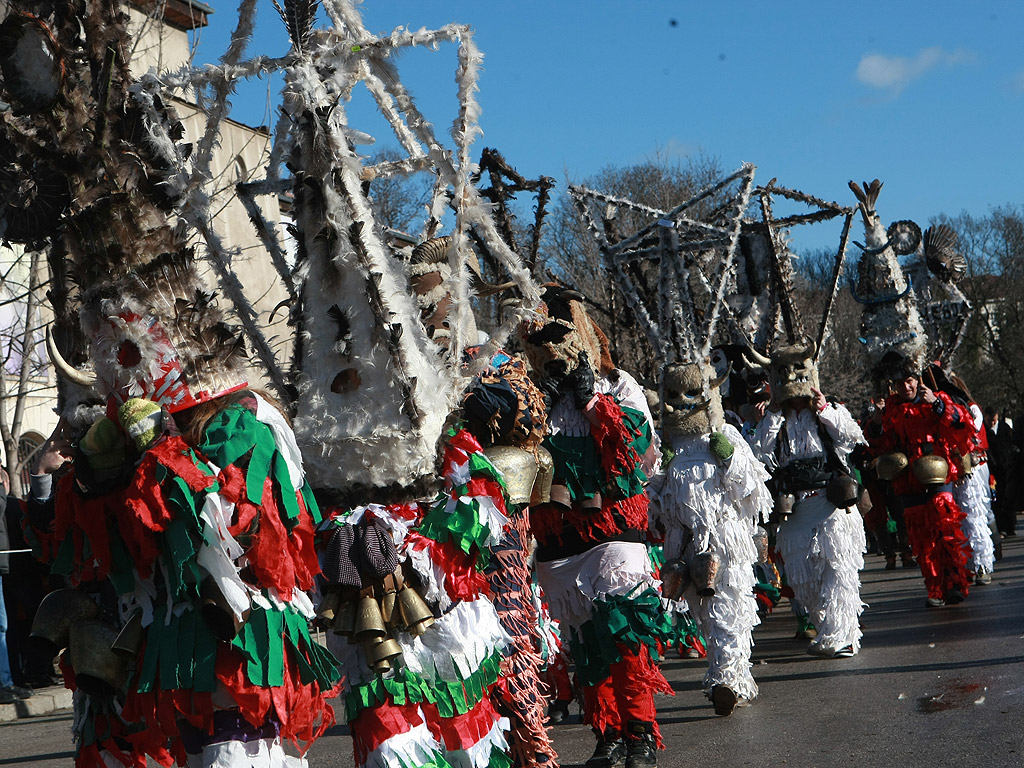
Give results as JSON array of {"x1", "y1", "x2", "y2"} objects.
[{"x1": 856, "y1": 47, "x2": 970, "y2": 93}]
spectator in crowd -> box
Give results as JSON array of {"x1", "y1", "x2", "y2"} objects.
[{"x1": 0, "y1": 466, "x2": 34, "y2": 704}]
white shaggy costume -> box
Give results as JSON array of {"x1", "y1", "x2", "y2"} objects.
[
  {"x1": 650, "y1": 423, "x2": 773, "y2": 702},
  {"x1": 954, "y1": 404, "x2": 996, "y2": 576},
  {"x1": 753, "y1": 405, "x2": 867, "y2": 657}
]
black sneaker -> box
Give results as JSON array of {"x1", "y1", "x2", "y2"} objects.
[
  {"x1": 925, "y1": 596, "x2": 945, "y2": 608},
  {"x1": 2, "y1": 685, "x2": 34, "y2": 700},
  {"x1": 711, "y1": 684, "x2": 738, "y2": 716},
  {"x1": 0, "y1": 689, "x2": 16, "y2": 705},
  {"x1": 586, "y1": 732, "x2": 626, "y2": 768},
  {"x1": 624, "y1": 721, "x2": 657, "y2": 768},
  {"x1": 944, "y1": 589, "x2": 965, "y2": 605}
]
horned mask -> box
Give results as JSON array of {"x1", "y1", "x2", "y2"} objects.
[
  {"x1": 768, "y1": 339, "x2": 819, "y2": 405},
  {"x1": 661, "y1": 360, "x2": 727, "y2": 438}
]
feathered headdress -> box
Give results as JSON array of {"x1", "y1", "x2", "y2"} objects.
[{"x1": 0, "y1": 0, "x2": 248, "y2": 416}]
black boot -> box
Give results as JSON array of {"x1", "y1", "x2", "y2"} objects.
[
  {"x1": 624, "y1": 720, "x2": 657, "y2": 768},
  {"x1": 586, "y1": 729, "x2": 626, "y2": 768}
]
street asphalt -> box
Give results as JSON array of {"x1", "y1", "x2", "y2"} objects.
[{"x1": 2, "y1": 534, "x2": 1022, "y2": 767}]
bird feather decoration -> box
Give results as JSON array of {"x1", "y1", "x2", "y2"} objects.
[{"x1": 923, "y1": 224, "x2": 966, "y2": 283}]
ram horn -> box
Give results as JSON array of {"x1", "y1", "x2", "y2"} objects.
[
  {"x1": 709, "y1": 362, "x2": 732, "y2": 390},
  {"x1": 742, "y1": 344, "x2": 771, "y2": 368},
  {"x1": 46, "y1": 326, "x2": 96, "y2": 388}
]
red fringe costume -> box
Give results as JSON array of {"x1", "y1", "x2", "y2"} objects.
[
  {"x1": 870, "y1": 391, "x2": 974, "y2": 600},
  {"x1": 23, "y1": 395, "x2": 340, "y2": 767}
]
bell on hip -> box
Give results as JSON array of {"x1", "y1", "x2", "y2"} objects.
[
  {"x1": 110, "y1": 611, "x2": 144, "y2": 659},
  {"x1": 752, "y1": 527, "x2": 769, "y2": 564},
  {"x1": 30, "y1": 589, "x2": 100, "y2": 659},
  {"x1": 397, "y1": 586, "x2": 435, "y2": 636},
  {"x1": 366, "y1": 636, "x2": 402, "y2": 673},
  {"x1": 68, "y1": 620, "x2": 129, "y2": 696},
  {"x1": 201, "y1": 579, "x2": 247, "y2": 642},
  {"x1": 660, "y1": 558, "x2": 689, "y2": 601},
  {"x1": 530, "y1": 447, "x2": 554, "y2": 506},
  {"x1": 484, "y1": 445, "x2": 538, "y2": 505},
  {"x1": 332, "y1": 599, "x2": 357, "y2": 637},
  {"x1": 775, "y1": 492, "x2": 795, "y2": 518},
  {"x1": 690, "y1": 551, "x2": 721, "y2": 598},
  {"x1": 912, "y1": 455, "x2": 949, "y2": 486},
  {"x1": 317, "y1": 591, "x2": 340, "y2": 623},
  {"x1": 381, "y1": 588, "x2": 399, "y2": 627},
  {"x1": 354, "y1": 595, "x2": 387, "y2": 640},
  {"x1": 875, "y1": 452, "x2": 908, "y2": 481}
]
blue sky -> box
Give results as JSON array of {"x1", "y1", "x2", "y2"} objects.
[{"x1": 192, "y1": 0, "x2": 1024, "y2": 253}]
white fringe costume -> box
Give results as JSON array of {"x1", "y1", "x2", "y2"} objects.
[
  {"x1": 650, "y1": 424, "x2": 773, "y2": 701},
  {"x1": 753, "y1": 405, "x2": 867, "y2": 656},
  {"x1": 954, "y1": 404, "x2": 996, "y2": 575}
]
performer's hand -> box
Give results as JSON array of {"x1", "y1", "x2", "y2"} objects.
[
  {"x1": 920, "y1": 385, "x2": 938, "y2": 404},
  {"x1": 564, "y1": 351, "x2": 596, "y2": 410},
  {"x1": 709, "y1": 431, "x2": 735, "y2": 462},
  {"x1": 34, "y1": 418, "x2": 74, "y2": 475},
  {"x1": 810, "y1": 387, "x2": 828, "y2": 413},
  {"x1": 753, "y1": 400, "x2": 769, "y2": 420}
]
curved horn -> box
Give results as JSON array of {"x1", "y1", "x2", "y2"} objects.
[
  {"x1": 710, "y1": 362, "x2": 732, "y2": 391},
  {"x1": 742, "y1": 343, "x2": 771, "y2": 368},
  {"x1": 46, "y1": 327, "x2": 96, "y2": 389}
]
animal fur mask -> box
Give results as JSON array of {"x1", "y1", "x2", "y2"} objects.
[
  {"x1": 769, "y1": 340, "x2": 819, "y2": 405},
  {"x1": 520, "y1": 285, "x2": 612, "y2": 382},
  {"x1": 661, "y1": 360, "x2": 726, "y2": 438}
]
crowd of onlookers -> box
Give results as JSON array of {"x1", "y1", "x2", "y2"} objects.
[{"x1": 0, "y1": 468, "x2": 63, "y2": 705}]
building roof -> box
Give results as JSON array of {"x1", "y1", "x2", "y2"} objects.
[{"x1": 130, "y1": 0, "x2": 213, "y2": 31}]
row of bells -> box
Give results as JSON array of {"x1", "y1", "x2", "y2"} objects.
[
  {"x1": 30, "y1": 580, "x2": 252, "y2": 696},
  {"x1": 319, "y1": 586, "x2": 436, "y2": 673},
  {"x1": 659, "y1": 550, "x2": 722, "y2": 601}
]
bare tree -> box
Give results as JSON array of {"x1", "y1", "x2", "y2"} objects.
[
  {"x1": 0, "y1": 246, "x2": 53, "y2": 498},
  {"x1": 936, "y1": 206, "x2": 1024, "y2": 413}
]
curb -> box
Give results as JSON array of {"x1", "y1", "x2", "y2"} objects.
[{"x1": 0, "y1": 686, "x2": 73, "y2": 722}]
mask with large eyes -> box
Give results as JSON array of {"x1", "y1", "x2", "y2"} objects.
[
  {"x1": 521, "y1": 285, "x2": 603, "y2": 384},
  {"x1": 769, "y1": 341, "x2": 818, "y2": 403},
  {"x1": 661, "y1": 361, "x2": 727, "y2": 438}
]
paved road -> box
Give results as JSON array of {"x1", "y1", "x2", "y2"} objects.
[{"x1": 4, "y1": 536, "x2": 1022, "y2": 767}]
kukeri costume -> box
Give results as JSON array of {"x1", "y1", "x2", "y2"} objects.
[
  {"x1": 954, "y1": 402, "x2": 996, "y2": 583},
  {"x1": 752, "y1": 342, "x2": 867, "y2": 658},
  {"x1": 867, "y1": 354, "x2": 974, "y2": 606},
  {"x1": 523, "y1": 286, "x2": 667, "y2": 768},
  {"x1": 648, "y1": 361, "x2": 772, "y2": 714},
  {"x1": 30, "y1": 326, "x2": 339, "y2": 768}
]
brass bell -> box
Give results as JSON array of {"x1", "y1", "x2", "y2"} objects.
[
  {"x1": 690, "y1": 551, "x2": 721, "y2": 598},
  {"x1": 752, "y1": 527, "x2": 770, "y2": 564},
  {"x1": 110, "y1": 611, "x2": 144, "y2": 659},
  {"x1": 660, "y1": 558, "x2": 689, "y2": 601},
  {"x1": 484, "y1": 445, "x2": 538, "y2": 505},
  {"x1": 69, "y1": 620, "x2": 129, "y2": 696},
  {"x1": 912, "y1": 455, "x2": 950, "y2": 486},
  {"x1": 381, "y1": 588, "x2": 399, "y2": 627},
  {"x1": 875, "y1": 452, "x2": 909, "y2": 481},
  {"x1": 333, "y1": 599, "x2": 357, "y2": 636},
  {"x1": 354, "y1": 595, "x2": 387, "y2": 640},
  {"x1": 30, "y1": 589, "x2": 100, "y2": 658},
  {"x1": 397, "y1": 586, "x2": 435, "y2": 636},
  {"x1": 366, "y1": 636, "x2": 403, "y2": 673},
  {"x1": 530, "y1": 447, "x2": 554, "y2": 506},
  {"x1": 317, "y1": 591, "x2": 340, "y2": 623}
]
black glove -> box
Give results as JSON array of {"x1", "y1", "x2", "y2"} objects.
[{"x1": 562, "y1": 351, "x2": 596, "y2": 410}]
